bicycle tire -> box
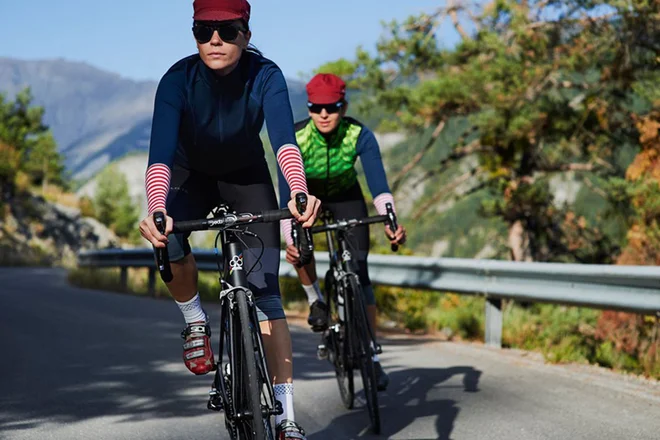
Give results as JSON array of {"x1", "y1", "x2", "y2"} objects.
[
  {"x1": 349, "y1": 276, "x2": 381, "y2": 434},
  {"x1": 217, "y1": 299, "x2": 239, "y2": 440},
  {"x1": 326, "y1": 270, "x2": 354, "y2": 409},
  {"x1": 236, "y1": 289, "x2": 268, "y2": 439}
]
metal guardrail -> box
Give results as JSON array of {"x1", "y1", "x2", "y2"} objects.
[{"x1": 78, "y1": 248, "x2": 660, "y2": 348}]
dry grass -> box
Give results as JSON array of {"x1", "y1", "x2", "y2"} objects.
[{"x1": 35, "y1": 184, "x2": 81, "y2": 210}]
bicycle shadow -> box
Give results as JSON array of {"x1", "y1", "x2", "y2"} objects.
[
  {"x1": 307, "y1": 365, "x2": 482, "y2": 440},
  {"x1": 288, "y1": 325, "x2": 451, "y2": 384}
]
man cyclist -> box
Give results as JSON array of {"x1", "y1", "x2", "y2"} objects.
[
  {"x1": 139, "y1": 1, "x2": 320, "y2": 438},
  {"x1": 279, "y1": 73, "x2": 406, "y2": 391}
]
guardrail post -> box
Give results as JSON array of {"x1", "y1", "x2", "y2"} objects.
[
  {"x1": 120, "y1": 267, "x2": 128, "y2": 292},
  {"x1": 148, "y1": 268, "x2": 156, "y2": 297},
  {"x1": 485, "y1": 297, "x2": 502, "y2": 348}
]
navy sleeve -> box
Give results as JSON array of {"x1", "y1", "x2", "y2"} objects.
[
  {"x1": 356, "y1": 126, "x2": 391, "y2": 197},
  {"x1": 147, "y1": 71, "x2": 185, "y2": 167},
  {"x1": 261, "y1": 66, "x2": 297, "y2": 153}
]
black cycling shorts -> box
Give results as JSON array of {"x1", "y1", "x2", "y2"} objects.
[
  {"x1": 322, "y1": 184, "x2": 376, "y2": 305},
  {"x1": 165, "y1": 161, "x2": 284, "y2": 321}
]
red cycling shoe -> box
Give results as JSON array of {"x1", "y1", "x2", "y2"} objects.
[{"x1": 181, "y1": 321, "x2": 216, "y2": 375}]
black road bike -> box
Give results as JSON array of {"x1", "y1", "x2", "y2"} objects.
[
  {"x1": 294, "y1": 203, "x2": 398, "y2": 434},
  {"x1": 154, "y1": 194, "x2": 312, "y2": 439}
]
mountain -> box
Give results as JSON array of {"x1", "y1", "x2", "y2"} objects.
[{"x1": 0, "y1": 57, "x2": 309, "y2": 182}]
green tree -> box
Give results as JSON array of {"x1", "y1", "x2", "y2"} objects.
[
  {"x1": 0, "y1": 88, "x2": 66, "y2": 191},
  {"x1": 22, "y1": 134, "x2": 66, "y2": 189},
  {"x1": 319, "y1": 0, "x2": 659, "y2": 262},
  {"x1": 93, "y1": 165, "x2": 139, "y2": 240}
]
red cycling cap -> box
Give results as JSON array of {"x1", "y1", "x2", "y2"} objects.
[
  {"x1": 193, "y1": 0, "x2": 251, "y2": 23},
  {"x1": 306, "y1": 73, "x2": 346, "y2": 104}
]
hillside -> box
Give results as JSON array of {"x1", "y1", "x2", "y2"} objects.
[
  {"x1": 0, "y1": 57, "x2": 309, "y2": 182},
  {"x1": 0, "y1": 190, "x2": 119, "y2": 266}
]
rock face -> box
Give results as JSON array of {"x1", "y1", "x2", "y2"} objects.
[{"x1": 0, "y1": 193, "x2": 119, "y2": 267}]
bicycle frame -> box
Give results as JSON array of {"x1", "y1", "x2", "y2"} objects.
[
  {"x1": 153, "y1": 203, "x2": 304, "y2": 439},
  {"x1": 314, "y1": 209, "x2": 390, "y2": 433},
  {"x1": 320, "y1": 212, "x2": 379, "y2": 355},
  {"x1": 210, "y1": 229, "x2": 281, "y2": 428}
]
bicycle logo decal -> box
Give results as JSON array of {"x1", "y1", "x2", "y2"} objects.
[
  {"x1": 342, "y1": 250, "x2": 352, "y2": 262},
  {"x1": 229, "y1": 254, "x2": 244, "y2": 274}
]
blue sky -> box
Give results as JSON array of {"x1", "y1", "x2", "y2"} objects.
[{"x1": 0, "y1": 0, "x2": 459, "y2": 82}]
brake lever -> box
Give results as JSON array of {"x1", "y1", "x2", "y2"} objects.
[
  {"x1": 295, "y1": 193, "x2": 314, "y2": 266},
  {"x1": 386, "y1": 203, "x2": 399, "y2": 253},
  {"x1": 153, "y1": 212, "x2": 173, "y2": 282}
]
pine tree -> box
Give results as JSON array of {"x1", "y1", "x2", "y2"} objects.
[{"x1": 0, "y1": 88, "x2": 66, "y2": 193}]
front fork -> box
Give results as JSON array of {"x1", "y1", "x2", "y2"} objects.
[
  {"x1": 207, "y1": 230, "x2": 282, "y2": 418},
  {"x1": 339, "y1": 233, "x2": 381, "y2": 354},
  {"x1": 318, "y1": 235, "x2": 382, "y2": 363}
]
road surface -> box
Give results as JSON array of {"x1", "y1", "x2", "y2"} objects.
[{"x1": 1, "y1": 268, "x2": 659, "y2": 439}]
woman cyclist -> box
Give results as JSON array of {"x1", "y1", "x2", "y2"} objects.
[
  {"x1": 138, "y1": 1, "x2": 320, "y2": 438},
  {"x1": 279, "y1": 73, "x2": 406, "y2": 392}
]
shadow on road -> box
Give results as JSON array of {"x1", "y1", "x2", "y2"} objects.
[
  {"x1": 308, "y1": 365, "x2": 481, "y2": 440},
  {"x1": 0, "y1": 320, "x2": 222, "y2": 433},
  {"x1": 0, "y1": 280, "x2": 228, "y2": 434}
]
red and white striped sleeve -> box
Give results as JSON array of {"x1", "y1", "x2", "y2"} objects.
[
  {"x1": 145, "y1": 163, "x2": 171, "y2": 215},
  {"x1": 373, "y1": 192, "x2": 396, "y2": 216},
  {"x1": 280, "y1": 219, "x2": 294, "y2": 246},
  {"x1": 276, "y1": 144, "x2": 308, "y2": 195}
]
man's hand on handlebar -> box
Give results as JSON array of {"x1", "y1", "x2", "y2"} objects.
[
  {"x1": 285, "y1": 244, "x2": 303, "y2": 266},
  {"x1": 139, "y1": 210, "x2": 173, "y2": 248},
  {"x1": 385, "y1": 224, "x2": 407, "y2": 246},
  {"x1": 287, "y1": 192, "x2": 321, "y2": 228}
]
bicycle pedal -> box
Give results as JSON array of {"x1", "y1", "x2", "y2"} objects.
[
  {"x1": 207, "y1": 389, "x2": 223, "y2": 412},
  {"x1": 207, "y1": 399, "x2": 223, "y2": 412},
  {"x1": 317, "y1": 344, "x2": 328, "y2": 360}
]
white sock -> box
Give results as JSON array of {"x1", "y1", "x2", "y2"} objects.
[
  {"x1": 302, "y1": 281, "x2": 324, "y2": 305},
  {"x1": 176, "y1": 293, "x2": 207, "y2": 324},
  {"x1": 371, "y1": 342, "x2": 380, "y2": 362},
  {"x1": 274, "y1": 383, "x2": 295, "y2": 425}
]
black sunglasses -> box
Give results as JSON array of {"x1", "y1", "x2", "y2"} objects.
[
  {"x1": 192, "y1": 22, "x2": 245, "y2": 44},
  {"x1": 307, "y1": 101, "x2": 343, "y2": 114}
]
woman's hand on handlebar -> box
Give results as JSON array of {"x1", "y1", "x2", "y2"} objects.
[
  {"x1": 288, "y1": 192, "x2": 321, "y2": 228},
  {"x1": 385, "y1": 224, "x2": 407, "y2": 246},
  {"x1": 139, "y1": 210, "x2": 173, "y2": 248}
]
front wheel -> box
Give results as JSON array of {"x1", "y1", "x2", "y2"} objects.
[
  {"x1": 333, "y1": 322, "x2": 354, "y2": 410},
  {"x1": 349, "y1": 276, "x2": 381, "y2": 434},
  {"x1": 326, "y1": 270, "x2": 354, "y2": 409},
  {"x1": 236, "y1": 289, "x2": 269, "y2": 439}
]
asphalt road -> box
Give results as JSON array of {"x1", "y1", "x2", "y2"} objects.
[{"x1": 1, "y1": 267, "x2": 660, "y2": 440}]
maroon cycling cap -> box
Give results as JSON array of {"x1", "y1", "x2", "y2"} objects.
[
  {"x1": 193, "y1": 0, "x2": 251, "y2": 23},
  {"x1": 306, "y1": 73, "x2": 346, "y2": 104}
]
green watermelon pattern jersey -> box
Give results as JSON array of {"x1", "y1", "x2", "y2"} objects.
[{"x1": 278, "y1": 117, "x2": 390, "y2": 202}]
